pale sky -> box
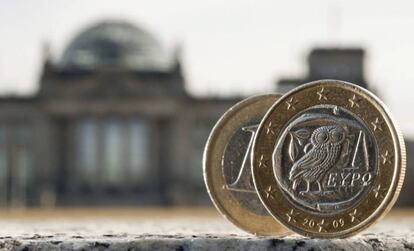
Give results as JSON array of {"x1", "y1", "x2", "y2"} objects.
[{"x1": 1, "y1": 0, "x2": 414, "y2": 136}]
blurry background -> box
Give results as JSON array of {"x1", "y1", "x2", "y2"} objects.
[{"x1": 0, "y1": 0, "x2": 413, "y2": 208}]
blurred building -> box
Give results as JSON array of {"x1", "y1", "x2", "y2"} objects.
[
  {"x1": 277, "y1": 48, "x2": 367, "y2": 92},
  {"x1": 0, "y1": 20, "x2": 239, "y2": 207},
  {"x1": 0, "y1": 21, "x2": 412, "y2": 207}
]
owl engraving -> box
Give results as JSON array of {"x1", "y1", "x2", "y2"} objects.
[{"x1": 289, "y1": 125, "x2": 346, "y2": 194}]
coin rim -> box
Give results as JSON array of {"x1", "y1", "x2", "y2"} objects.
[
  {"x1": 203, "y1": 94, "x2": 287, "y2": 235},
  {"x1": 251, "y1": 79, "x2": 406, "y2": 238}
]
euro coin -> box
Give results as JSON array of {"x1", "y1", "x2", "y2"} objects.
[
  {"x1": 204, "y1": 94, "x2": 287, "y2": 235},
  {"x1": 252, "y1": 80, "x2": 405, "y2": 238}
]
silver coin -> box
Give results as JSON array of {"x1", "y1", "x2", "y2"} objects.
[
  {"x1": 203, "y1": 94, "x2": 286, "y2": 235},
  {"x1": 251, "y1": 80, "x2": 406, "y2": 238}
]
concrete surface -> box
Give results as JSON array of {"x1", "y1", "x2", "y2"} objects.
[{"x1": 0, "y1": 209, "x2": 412, "y2": 251}]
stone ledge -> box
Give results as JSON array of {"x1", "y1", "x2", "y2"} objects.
[
  {"x1": 2, "y1": 234, "x2": 414, "y2": 251},
  {"x1": 0, "y1": 213, "x2": 412, "y2": 250}
]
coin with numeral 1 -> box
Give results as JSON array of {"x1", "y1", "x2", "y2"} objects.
[
  {"x1": 252, "y1": 80, "x2": 405, "y2": 238},
  {"x1": 203, "y1": 94, "x2": 287, "y2": 235}
]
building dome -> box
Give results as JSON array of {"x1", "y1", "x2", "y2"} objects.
[{"x1": 59, "y1": 20, "x2": 172, "y2": 71}]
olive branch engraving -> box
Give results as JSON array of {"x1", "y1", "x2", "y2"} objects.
[{"x1": 288, "y1": 128, "x2": 311, "y2": 162}]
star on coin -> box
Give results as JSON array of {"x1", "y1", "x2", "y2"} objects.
[
  {"x1": 316, "y1": 87, "x2": 328, "y2": 100},
  {"x1": 285, "y1": 209, "x2": 299, "y2": 223},
  {"x1": 380, "y1": 150, "x2": 393, "y2": 165},
  {"x1": 258, "y1": 154, "x2": 269, "y2": 169},
  {"x1": 286, "y1": 97, "x2": 298, "y2": 110},
  {"x1": 264, "y1": 185, "x2": 276, "y2": 199},
  {"x1": 373, "y1": 184, "x2": 387, "y2": 199},
  {"x1": 349, "y1": 209, "x2": 361, "y2": 223},
  {"x1": 317, "y1": 219, "x2": 327, "y2": 233},
  {"x1": 265, "y1": 121, "x2": 277, "y2": 135},
  {"x1": 371, "y1": 117, "x2": 383, "y2": 131},
  {"x1": 348, "y1": 94, "x2": 360, "y2": 108}
]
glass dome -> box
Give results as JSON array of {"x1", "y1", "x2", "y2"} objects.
[{"x1": 59, "y1": 20, "x2": 172, "y2": 71}]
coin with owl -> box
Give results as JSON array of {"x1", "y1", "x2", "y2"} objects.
[
  {"x1": 289, "y1": 125, "x2": 346, "y2": 194},
  {"x1": 252, "y1": 80, "x2": 405, "y2": 238},
  {"x1": 273, "y1": 105, "x2": 377, "y2": 214}
]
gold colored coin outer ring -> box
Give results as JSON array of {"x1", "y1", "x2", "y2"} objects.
[
  {"x1": 252, "y1": 80, "x2": 405, "y2": 238},
  {"x1": 203, "y1": 94, "x2": 288, "y2": 235}
]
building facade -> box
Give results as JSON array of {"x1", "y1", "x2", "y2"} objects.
[
  {"x1": 0, "y1": 21, "x2": 412, "y2": 207},
  {"x1": 0, "y1": 21, "x2": 239, "y2": 207},
  {"x1": 277, "y1": 48, "x2": 368, "y2": 92}
]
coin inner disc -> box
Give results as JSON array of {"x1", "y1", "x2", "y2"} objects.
[
  {"x1": 273, "y1": 104, "x2": 378, "y2": 214},
  {"x1": 222, "y1": 117, "x2": 268, "y2": 216}
]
